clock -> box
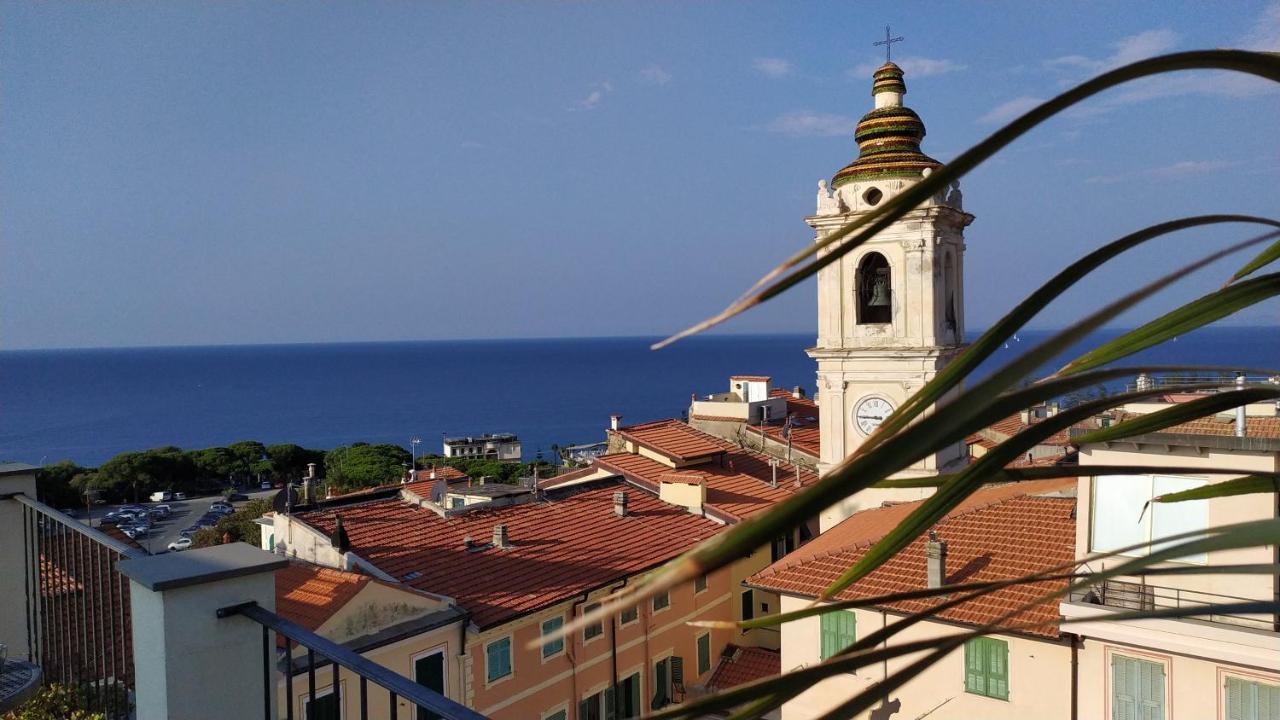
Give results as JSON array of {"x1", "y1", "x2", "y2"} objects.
[{"x1": 853, "y1": 396, "x2": 894, "y2": 436}]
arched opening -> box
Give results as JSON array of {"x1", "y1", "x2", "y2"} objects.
[
  {"x1": 856, "y1": 252, "x2": 892, "y2": 324},
  {"x1": 943, "y1": 252, "x2": 957, "y2": 334},
  {"x1": 862, "y1": 187, "x2": 883, "y2": 206}
]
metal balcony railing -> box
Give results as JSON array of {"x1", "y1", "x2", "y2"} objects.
[
  {"x1": 1072, "y1": 578, "x2": 1280, "y2": 632},
  {"x1": 218, "y1": 601, "x2": 488, "y2": 720},
  {"x1": 12, "y1": 493, "x2": 143, "y2": 718}
]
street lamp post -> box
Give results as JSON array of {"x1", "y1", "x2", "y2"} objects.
[{"x1": 410, "y1": 436, "x2": 422, "y2": 480}]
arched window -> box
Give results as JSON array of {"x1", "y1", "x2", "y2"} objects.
[{"x1": 856, "y1": 252, "x2": 892, "y2": 324}]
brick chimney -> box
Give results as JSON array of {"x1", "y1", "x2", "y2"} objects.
[
  {"x1": 925, "y1": 530, "x2": 947, "y2": 589},
  {"x1": 492, "y1": 524, "x2": 510, "y2": 550},
  {"x1": 792, "y1": 385, "x2": 805, "y2": 399},
  {"x1": 613, "y1": 491, "x2": 628, "y2": 517}
]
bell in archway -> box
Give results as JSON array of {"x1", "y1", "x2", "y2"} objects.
[{"x1": 867, "y1": 274, "x2": 890, "y2": 307}]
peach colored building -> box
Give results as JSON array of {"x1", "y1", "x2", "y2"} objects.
[
  {"x1": 751, "y1": 480, "x2": 1080, "y2": 720},
  {"x1": 272, "y1": 473, "x2": 773, "y2": 719},
  {"x1": 1062, "y1": 412, "x2": 1280, "y2": 720}
]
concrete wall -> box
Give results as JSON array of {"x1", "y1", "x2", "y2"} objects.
[
  {"x1": 778, "y1": 595, "x2": 1073, "y2": 720},
  {"x1": 273, "y1": 511, "x2": 347, "y2": 568}
]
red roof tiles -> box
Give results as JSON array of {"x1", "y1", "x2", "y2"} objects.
[
  {"x1": 1161, "y1": 415, "x2": 1280, "y2": 439},
  {"x1": 616, "y1": 420, "x2": 727, "y2": 461},
  {"x1": 596, "y1": 445, "x2": 818, "y2": 523},
  {"x1": 706, "y1": 645, "x2": 780, "y2": 690},
  {"x1": 275, "y1": 562, "x2": 373, "y2": 646},
  {"x1": 750, "y1": 480, "x2": 1077, "y2": 638},
  {"x1": 294, "y1": 480, "x2": 722, "y2": 629}
]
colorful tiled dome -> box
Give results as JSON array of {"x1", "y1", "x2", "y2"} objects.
[{"x1": 832, "y1": 62, "x2": 941, "y2": 188}]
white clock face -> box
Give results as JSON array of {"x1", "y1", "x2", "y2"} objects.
[{"x1": 854, "y1": 397, "x2": 894, "y2": 436}]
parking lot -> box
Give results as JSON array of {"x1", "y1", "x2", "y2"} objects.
[{"x1": 80, "y1": 488, "x2": 278, "y2": 554}]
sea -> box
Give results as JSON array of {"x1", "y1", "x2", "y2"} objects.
[{"x1": 2, "y1": 327, "x2": 1278, "y2": 468}]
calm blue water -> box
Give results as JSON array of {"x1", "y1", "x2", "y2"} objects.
[{"x1": 2, "y1": 328, "x2": 1277, "y2": 467}]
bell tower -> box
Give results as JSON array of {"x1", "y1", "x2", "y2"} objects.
[{"x1": 806, "y1": 61, "x2": 974, "y2": 492}]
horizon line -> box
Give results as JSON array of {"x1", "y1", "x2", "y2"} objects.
[{"x1": 4, "y1": 324, "x2": 1277, "y2": 354}]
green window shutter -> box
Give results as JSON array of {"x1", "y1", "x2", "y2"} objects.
[
  {"x1": 541, "y1": 617, "x2": 564, "y2": 658},
  {"x1": 840, "y1": 611, "x2": 856, "y2": 650},
  {"x1": 819, "y1": 613, "x2": 834, "y2": 660},
  {"x1": 651, "y1": 659, "x2": 670, "y2": 709},
  {"x1": 964, "y1": 639, "x2": 985, "y2": 696},
  {"x1": 1112, "y1": 655, "x2": 1136, "y2": 720},
  {"x1": 697, "y1": 633, "x2": 712, "y2": 676},
  {"x1": 1226, "y1": 677, "x2": 1280, "y2": 720},
  {"x1": 486, "y1": 637, "x2": 511, "y2": 682},
  {"x1": 1139, "y1": 658, "x2": 1165, "y2": 720},
  {"x1": 819, "y1": 611, "x2": 855, "y2": 661},
  {"x1": 604, "y1": 685, "x2": 617, "y2": 720},
  {"x1": 1263, "y1": 680, "x2": 1280, "y2": 720},
  {"x1": 1226, "y1": 676, "x2": 1248, "y2": 720},
  {"x1": 987, "y1": 638, "x2": 1009, "y2": 700}
]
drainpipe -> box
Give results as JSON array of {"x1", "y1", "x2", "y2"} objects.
[
  {"x1": 568, "y1": 594, "x2": 588, "y2": 712},
  {"x1": 1274, "y1": 483, "x2": 1280, "y2": 633},
  {"x1": 1070, "y1": 633, "x2": 1079, "y2": 720},
  {"x1": 609, "y1": 579, "x2": 627, "y2": 717}
]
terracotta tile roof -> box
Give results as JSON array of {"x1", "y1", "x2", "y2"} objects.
[
  {"x1": 616, "y1": 419, "x2": 727, "y2": 461},
  {"x1": 595, "y1": 447, "x2": 818, "y2": 523},
  {"x1": 965, "y1": 433, "x2": 998, "y2": 451},
  {"x1": 706, "y1": 645, "x2": 780, "y2": 690},
  {"x1": 294, "y1": 479, "x2": 722, "y2": 629},
  {"x1": 536, "y1": 465, "x2": 603, "y2": 490},
  {"x1": 1161, "y1": 415, "x2": 1280, "y2": 439},
  {"x1": 275, "y1": 561, "x2": 373, "y2": 646},
  {"x1": 750, "y1": 479, "x2": 1076, "y2": 638}
]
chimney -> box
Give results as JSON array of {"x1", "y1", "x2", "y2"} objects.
[
  {"x1": 430, "y1": 465, "x2": 437, "y2": 480},
  {"x1": 769, "y1": 458, "x2": 779, "y2": 488},
  {"x1": 492, "y1": 524, "x2": 509, "y2": 549},
  {"x1": 331, "y1": 514, "x2": 351, "y2": 554},
  {"x1": 925, "y1": 530, "x2": 947, "y2": 589},
  {"x1": 1018, "y1": 409, "x2": 1031, "y2": 426},
  {"x1": 1236, "y1": 372, "x2": 1247, "y2": 437},
  {"x1": 610, "y1": 414, "x2": 623, "y2": 431},
  {"x1": 613, "y1": 491, "x2": 628, "y2": 517},
  {"x1": 792, "y1": 385, "x2": 805, "y2": 399},
  {"x1": 306, "y1": 463, "x2": 317, "y2": 481}
]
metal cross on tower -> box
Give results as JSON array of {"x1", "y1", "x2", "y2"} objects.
[{"x1": 873, "y1": 25, "x2": 904, "y2": 62}]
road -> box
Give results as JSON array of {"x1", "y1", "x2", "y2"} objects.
[{"x1": 78, "y1": 489, "x2": 278, "y2": 554}]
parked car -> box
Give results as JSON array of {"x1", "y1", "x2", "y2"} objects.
[
  {"x1": 209, "y1": 502, "x2": 234, "y2": 514},
  {"x1": 179, "y1": 526, "x2": 199, "y2": 538},
  {"x1": 167, "y1": 537, "x2": 192, "y2": 552},
  {"x1": 152, "y1": 504, "x2": 172, "y2": 516},
  {"x1": 260, "y1": 481, "x2": 273, "y2": 490},
  {"x1": 121, "y1": 526, "x2": 149, "y2": 539},
  {"x1": 149, "y1": 490, "x2": 173, "y2": 502},
  {"x1": 174, "y1": 492, "x2": 187, "y2": 500},
  {"x1": 224, "y1": 492, "x2": 248, "y2": 502}
]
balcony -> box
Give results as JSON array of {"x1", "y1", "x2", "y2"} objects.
[
  {"x1": 1061, "y1": 579, "x2": 1280, "y2": 672},
  {"x1": 0, "y1": 469, "x2": 487, "y2": 720}
]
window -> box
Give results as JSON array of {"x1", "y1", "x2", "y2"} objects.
[
  {"x1": 819, "y1": 610, "x2": 856, "y2": 661},
  {"x1": 856, "y1": 252, "x2": 892, "y2": 324},
  {"x1": 579, "y1": 686, "x2": 615, "y2": 720},
  {"x1": 694, "y1": 574, "x2": 707, "y2": 594},
  {"x1": 740, "y1": 590, "x2": 754, "y2": 621},
  {"x1": 485, "y1": 637, "x2": 512, "y2": 683},
  {"x1": 1225, "y1": 676, "x2": 1280, "y2": 720},
  {"x1": 964, "y1": 637, "x2": 1009, "y2": 701},
  {"x1": 413, "y1": 650, "x2": 445, "y2": 720},
  {"x1": 543, "y1": 711, "x2": 567, "y2": 720},
  {"x1": 617, "y1": 672, "x2": 641, "y2": 718},
  {"x1": 771, "y1": 533, "x2": 796, "y2": 563},
  {"x1": 583, "y1": 603, "x2": 603, "y2": 640},
  {"x1": 652, "y1": 591, "x2": 670, "y2": 612},
  {"x1": 541, "y1": 616, "x2": 565, "y2": 658},
  {"x1": 1112, "y1": 654, "x2": 1164, "y2": 719},
  {"x1": 303, "y1": 686, "x2": 341, "y2": 720},
  {"x1": 620, "y1": 605, "x2": 638, "y2": 625},
  {"x1": 450, "y1": 497, "x2": 465, "y2": 509},
  {"x1": 1091, "y1": 475, "x2": 1208, "y2": 563},
  {"x1": 652, "y1": 658, "x2": 672, "y2": 710},
  {"x1": 697, "y1": 633, "x2": 712, "y2": 676}
]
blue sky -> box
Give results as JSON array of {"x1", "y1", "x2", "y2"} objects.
[{"x1": 2, "y1": 2, "x2": 1278, "y2": 349}]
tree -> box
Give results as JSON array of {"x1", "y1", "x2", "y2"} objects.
[
  {"x1": 325, "y1": 443, "x2": 410, "y2": 490},
  {"x1": 265, "y1": 443, "x2": 326, "y2": 483},
  {"x1": 191, "y1": 499, "x2": 273, "y2": 549},
  {"x1": 35, "y1": 460, "x2": 90, "y2": 508}
]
